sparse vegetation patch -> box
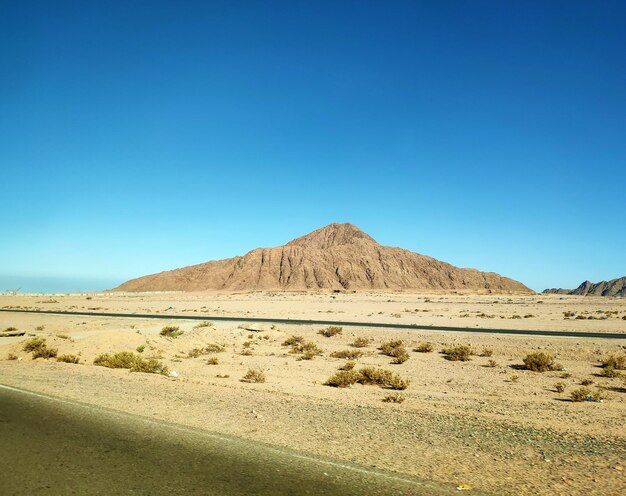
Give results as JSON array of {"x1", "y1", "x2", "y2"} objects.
[
  {"x1": 414, "y1": 342, "x2": 433, "y2": 353},
  {"x1": 325, "y1": 370, "x2": 360, "y2": 388},
  {"x1": 193, "y1": 321, "x2": 214, "y2": 330},
  {"x1": 204, "y1": 343, "x2": 226, "y2": 353},
  {"x1": 380, "y1": 340, "x2": 410, "y2": 363},
  {"x1": 382, "y1": 393, "x2": 405, "y2": 403},
  {"x1": 93, "y1": 351, "x2": 169, "y2": 375},
  {"x1": 160, "y1": 326, "x2": 183, "y2": 338},
  {"x1": 441, "y1": 345, "x2": 472, "y2": 362},
  {"x1": 57, "y1": 354, "x2": 80, "y2": 364},
  {"x1": 522, "y1": 352, "x2": 562, "y2": 372},
  {"x1": 282, "y1": 335, "x2": 305, "y2": 347},
  {"x1": 601, "y1": 365, "x2": 620, "y2": 378},
  {"x1": 570, "y1": 387, "x2": 606, "y2": 402},
  {"x1": 601, "y1": 354, "x2": 625, "y2": 370},
  {"x1": 241, "y1": 368, "x2": 266, "y2": 383},
  {"x1": 330, "y1": 350, "x2": 363, "y2": 360},
  {"x1": 23, "y1": 337, "x2": 46, "y2": 352},
  {"x1": 319, "y1": 326, "x2": 343, "y2": 337},
  {"x1": 285, "y1": 338, "x2": 323, "y2": 360},
  {"x1": 325, "y1": 367, "x2": 410, "y2": 390},
  {"x1": 351, "y1": 337, "x2": 371, "y2": 348},
  {"x1": 23, "y1": 337, "x2": 57, "y2": 359}
]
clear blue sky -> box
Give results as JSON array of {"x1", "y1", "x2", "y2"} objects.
[{"x1": 1, "y1": 1, "x2": 625, "y2": 293}]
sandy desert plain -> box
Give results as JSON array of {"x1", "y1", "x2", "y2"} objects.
[{"x1": 1, "y1": 290, "x2": 625, "y2": 495}]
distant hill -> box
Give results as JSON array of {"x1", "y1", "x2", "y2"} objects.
[
  {"x1": 113, "y1": 223, "x2": 533, "y2": 293},
  {"x1": 543, "y1": 277, "x2": 626, "y2": 297}
]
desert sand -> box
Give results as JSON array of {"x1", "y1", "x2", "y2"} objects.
[{"x1": 1, "y1": 291, "x2": 625, "y2": 495}]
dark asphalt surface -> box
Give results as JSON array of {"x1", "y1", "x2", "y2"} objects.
[
  {"x1": 1, "y1": 308, "x2": 624, "y2": 339},
  {"x1": 0, "y1": 385, "x2": 461, "y2": 496}
]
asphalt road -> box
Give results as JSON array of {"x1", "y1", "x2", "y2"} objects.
[
  {"x1": 1, "y1": 308, "x2": 624, "y2": 339},
  {"x1": 0, "y1": 384, "x2": 459, "y2": 496}
]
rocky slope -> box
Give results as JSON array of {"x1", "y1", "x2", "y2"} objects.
[
  {"x1": 543, "y1": 277, "x2": 626, "y2": 297},
  {"x1": 114, "y1": 223, "x2": 532, "y2": 293}
]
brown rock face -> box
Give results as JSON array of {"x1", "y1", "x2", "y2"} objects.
[
  {"x1": 543, "y1": 277, "x2": 626, "y2": 297},
  {"x1": 113, "y1": 223, "x2": 533, "y2": 293}
]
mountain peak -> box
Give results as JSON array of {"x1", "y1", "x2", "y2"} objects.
[
  {"x1": 114, "y1": 222, "x2": 532, "y2": 294},
  {"x1": 287, "y1": 223, "x2": 377, "y2": 249}
]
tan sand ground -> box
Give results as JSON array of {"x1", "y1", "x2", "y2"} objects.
[{"x1": 1, "y1": 292, "x2": 625, "y2": 495}]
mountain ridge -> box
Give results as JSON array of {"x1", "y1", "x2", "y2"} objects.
[
  {"x1": 113, "y1": 223, "x2": 532, "y2": 293},
  {"x1": 543, "y1": 277, "x2": 626, "y2": 297}
]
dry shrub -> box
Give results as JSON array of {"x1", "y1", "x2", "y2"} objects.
[
  {"x1": 382, "y1": 393, "x2": 405, "y2": 403},
  {"x1": 357, "y1": 367, "x2": 410, "y2": 390},
  {"x1": 380, "y1": 340, "x2": 410, "y2": 364},
  {"x1": 131, "y1": 358, "x2": 169, "y2": 375},
  {"x1": 23, "y1": 337, "x2": 46, "y2": 352},
  {"x1": 189, "y1": 344, "x2": 225, "y2": 357},
  {"x1": 481, "y1": 348, "x2": 493, "y2": 357},
  {"x1": 94, "y1": 351, "x2": 136, "y2": 368},
  {"x1": 325, "y1": 370, "x2": 360, "y2": 388},
  {"x1": 351, "y1": 337, "x2": 371, "y2": 348},
  {"x1": 241, "y1": 368, "x2": 265, "y2": 383},
  {"x1": 325, "y1": 367, "x2": 410, "y2": 390},
  {"x1": 26, "y1": 336, "x2": 57, "y2": 359},
  {"x1": 391, "y1": 351, "x2": 410, "y2": 364},
  {"x1": 380, "y1": 340, "x2": 403, "y2": 355},
  {"x1": 601, "y1": 366, "x2": 620, "y2": 378},
  {"x1": 57, "y1": 354, "x2": 80, "y2": 364},
  {"x1": 580, "y1": 379, "x2": 594, "y2": 386},
  {"x1": 160, "y1": 326, "x2": 183, "y2": 338},
  {"x1": 340, "y1": 361, "x2": 356, "y2": 371},
  {"x1": 193, "y1": 321, "x2": 213, "y2": 329},
  {"x1": 330, "y1": 350, "x2": 363, "y2": 360},
  {"x1": 601, "y1": 354, "x2": 626, "y2": 370},
  {"x1": 289, "y1": 341, "x2": 323, "y2": 360},
  {"x1": 522, "y1": 352, "x2": 562, "y2": 372},
  {"x1": 319, "y1": 326, "x2": 343, "y2": 337},
  {"x1": 282, "y1": 335, "x2": 305, "y2": 347},
  {"x1": 204, "y1": 343, "x2": 226, "y2": 353},
  {"x1": 486, "y1": 359, "x2": 498, "y2": 368},
  {"x1": 554, "y1": 382, "x2": 566, "y2": 393},
  {"x1": 442, "y1": 345, "x2": 472, "y2": 362},
  {"x1": 570, "y1": 387, "x2": 606, "y2": 402},
  {"x1": 206, "y1": 356, "x2": 219, "y2": 365},
  {"x1": 94, "y1": 351, "x2": 169, "y2": 375},
  {"x1": 414, "y1": 342, "x2": 433, "y2": 353},
  {"x1": 7, "y1": 353, "x2": 18, "y2": 360}
]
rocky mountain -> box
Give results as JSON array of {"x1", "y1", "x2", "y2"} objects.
[
  {"x1": 543, "y1": 277, "x2": 626, "y2": 297},
  {"x1": 114, "y1": 223, "x2": 533, "y2": 293}
]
